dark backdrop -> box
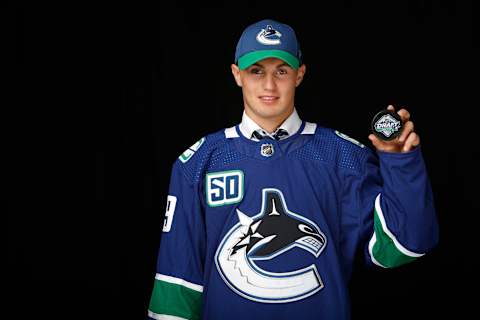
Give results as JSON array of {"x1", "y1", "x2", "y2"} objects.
[{"x1": 8, "y1": 1, "x2": 477, "y2": 319}]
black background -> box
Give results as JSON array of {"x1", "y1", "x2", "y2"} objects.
[{"x1": 8, "y1": 0, "x2": 477, "y2": 319}]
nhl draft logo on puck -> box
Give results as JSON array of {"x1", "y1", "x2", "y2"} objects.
[{"x1": 371, "y1": 110, "x2": 403, "y2": 141}]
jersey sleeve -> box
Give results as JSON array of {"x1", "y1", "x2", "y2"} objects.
[
  {"x1": 148, "y1": 160, "x2": 206, "y2": 320},
  {"x1": 347, "y1": 146, "x2": 439, "y2": 268}
]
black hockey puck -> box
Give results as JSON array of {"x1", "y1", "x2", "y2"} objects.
[{"x1": 371, "y1": 109, "x2": 403, "y2": 141}]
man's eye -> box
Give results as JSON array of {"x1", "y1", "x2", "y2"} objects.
[
  {"x1": 250, "y1": 68, "x2": 263, "y2": 74},
  {"x1": 277, "y1": 69, "x2": 288, "y2": 75}
]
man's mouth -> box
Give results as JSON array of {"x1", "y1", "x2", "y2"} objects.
[{"x1": 259, "y1": 96, "x2": 279, "y2": 102}]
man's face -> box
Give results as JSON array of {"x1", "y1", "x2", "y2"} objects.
[{"x1": 231, "y1": 58, "x2": 306, "y2": 127}]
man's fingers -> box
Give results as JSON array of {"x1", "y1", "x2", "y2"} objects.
[
  {"x1": 397, "y1": 108, "x2": 411, "y2": 122},
  {"x1": 368, "y1": 133, "x2": 380, "y2": 146},
  {"x1": 368, "y1": 134, "x2": 385, "y2": 149},
  {"x1": 399, "y1": 121, "x2": 414, "y2": 142},
  {"x1": 369, "y1": 133, "x2": 398, "y2": 152},
  {"x1": 402, "y1": 132, "x2": 420, "y2": 152},
  {"x1": 387, "y1": 105, "x2": 411, "y2": 122}
]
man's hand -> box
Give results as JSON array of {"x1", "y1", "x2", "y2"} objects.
[{"x1": 368, "y1": 105, "x2": 420, "y2": 153}]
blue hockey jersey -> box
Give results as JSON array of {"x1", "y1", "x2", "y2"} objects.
[{"x1": 148, "y1": 122, "x2": 439, "y2": 320}]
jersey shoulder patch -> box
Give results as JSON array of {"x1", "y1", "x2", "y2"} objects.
[
  {"x1": 334, "y1": 130, "x2": 365, "y2": 148},
  {"x1": 174, "y1": 130, "x2": 229, "y2": 184},
  {"x1": 178, "y1": 137, "x2": 206, "y2": 163}
]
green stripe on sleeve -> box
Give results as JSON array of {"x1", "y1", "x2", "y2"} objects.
[
  {"x1": 370, "y1": 207, "x2": 419, "y2": 268},
  {"x1": 148, "y1": 277, "x2": 202, "y2": 320}
]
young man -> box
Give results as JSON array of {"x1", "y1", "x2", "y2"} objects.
[{"x1": 147, "y1": 19, "x2": 439, "y2": 320}]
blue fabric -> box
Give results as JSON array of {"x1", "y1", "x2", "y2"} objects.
[
  {"x1": 234, "y1": 19, "x2": 302, "y2": 63},
  {"x1": 150, "y1": 123, "x2": 439, "y2": 320}
]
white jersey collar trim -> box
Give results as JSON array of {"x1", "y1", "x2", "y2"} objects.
[
  {"x1": 239, "y1": 108, "x2": 302, "y2": 140},
  {"x1": 301, "y1": 122, "x2": 317, "y2": 135},
  {"x1": 225, "y1": 126, "x2": 240, "y2": 138}
]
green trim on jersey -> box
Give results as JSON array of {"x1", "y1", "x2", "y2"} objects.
[
  {"x1": 370, "y1": 207, "x2": 418, "y2": 268},
  {"x1": 369, "y1": 194, "x2": 424, "y2": 268},
  {"x1": 149, "y1": 277, "x2": 202, "y2": 320}
]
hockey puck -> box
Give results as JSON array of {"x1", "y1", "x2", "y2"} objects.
[{"x1": 371, "y1": 109, "x2": 403, "y2": 141}]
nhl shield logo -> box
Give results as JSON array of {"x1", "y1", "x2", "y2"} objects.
[{"x1": 260, "y1": 143, "x2": 274, "y2": 157}]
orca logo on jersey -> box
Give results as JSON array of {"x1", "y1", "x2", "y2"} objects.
[{"x1": 215, "y1": 188, "x2": 327, "y2": 303}]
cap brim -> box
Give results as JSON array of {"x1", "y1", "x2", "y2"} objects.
[{"x1": 237, "y1": 50, "x2": 300, "y2": 70}]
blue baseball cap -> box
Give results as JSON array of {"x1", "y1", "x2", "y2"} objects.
[{"x1": 234, "y1": 19, "x2": 302, "y2": 70}]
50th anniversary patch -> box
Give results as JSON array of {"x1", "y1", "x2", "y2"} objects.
[{"x1": 206, "y1": 170, "x2": 244, "y2": 207}]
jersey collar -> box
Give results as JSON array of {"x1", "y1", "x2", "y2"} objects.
[{"x1": 239, "y1": 108, "x2": 302, "y2": 141}]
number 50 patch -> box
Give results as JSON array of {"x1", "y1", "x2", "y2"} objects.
[{"x1": 206, "y1": 170, "x2": 244, "y2": 207}]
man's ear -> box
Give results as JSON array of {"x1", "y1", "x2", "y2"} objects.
[
  {"x1": 231, "y1": 64, "x2": 243, "y2": 87},
  {"x1": 295, "y1": 64, "x2": 306, "y2": 87}
]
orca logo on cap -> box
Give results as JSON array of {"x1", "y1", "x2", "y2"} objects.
[{"x1": 256, "y1": 25, "x2": 282, "y2": 45}]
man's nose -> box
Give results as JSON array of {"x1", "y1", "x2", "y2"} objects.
[{"x1": 263, "y1": 73, "x2": 276, "y2": 91}]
